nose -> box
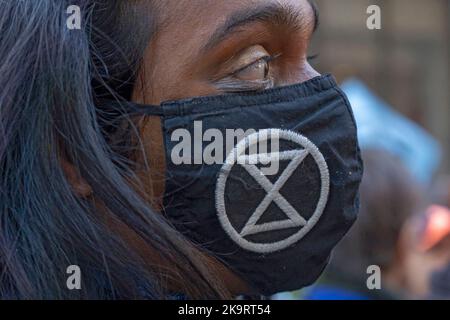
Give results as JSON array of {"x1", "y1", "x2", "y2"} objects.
[
  {"x1": 280, "y1": 61, "x2": 321, "y2": 87},
  {"x1": 302, "y1": 62, "x2": 321, "y2": 81}
]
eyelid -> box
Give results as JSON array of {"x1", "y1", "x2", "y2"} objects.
[
  {"x1": 214, "y1": 54, "x2": 281, "y2": 93},
  {"x1": 307, "y1": 53, "x2": 319, "y2": 61},
  {"x1": 214, "y1": 76, "x2": 274, "y2": 93},
  {"x1": 230, "y1": 53, "x2": 281, "y2": 77}
]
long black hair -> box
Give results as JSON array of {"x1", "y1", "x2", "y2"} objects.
[{"x1": 0, "y1": 0, "x2": 229, "y2": 299}]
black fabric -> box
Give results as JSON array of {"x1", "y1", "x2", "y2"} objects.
[{"x1": 105, "y1": 74, "x2": 363, "y2": 295}]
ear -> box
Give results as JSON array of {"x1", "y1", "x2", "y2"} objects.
[{"x1": 61, "y1": 158, "x2": 93, "y2": 198}]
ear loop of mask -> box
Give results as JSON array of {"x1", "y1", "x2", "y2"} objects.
[{"x1": 96, "y1": 99, "x2": 204, "y2": 198}]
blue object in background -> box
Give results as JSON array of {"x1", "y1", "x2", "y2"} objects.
[
  {"x1": 341, "y1": 79, "x2": 442, "y2": 185},
  {"x1": 272, "y1": 286, "x2": 369, "y2": 301}
]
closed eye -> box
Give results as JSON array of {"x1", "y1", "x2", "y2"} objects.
[
  {"x1": 215, "y1": 54, "x2": 281, "y2": 93},
  {"x1": 232, "y1": 56, "x2": 272, "y2": 80}
]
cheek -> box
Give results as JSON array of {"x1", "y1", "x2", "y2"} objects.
[
  {"x1": 140, "y1": 57, "x2": 222, "y2": 104},
  {"x1": 138, "y1": 117, "x2": 166, "y2": 211},
  {"x1": 164, "y1": 81, "x2": 222, "y2": 102}
]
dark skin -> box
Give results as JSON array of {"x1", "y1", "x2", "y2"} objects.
[
  {"x1": 130, "y1": 0, "x2": 320, "y2": 294},
  {"x1": 69, "y1": 0, "x2": 320, "y2": 295},
  {"x1": 133, "y1": 0, "x2": 319, "y2": 104}
]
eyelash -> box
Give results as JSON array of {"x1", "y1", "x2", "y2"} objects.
[
  {"x1": 307, "y1": 53, "x2": 319, "y2": 62},
  {"x1": 235, "y1": 52, "x2": 318, "y2": 77},
  {"x1": 212, "y1": 55, "x2": 278, "y2": 93},
  {"x1": 215, "y1": 52, "x2": 318, "y2": 93},
  {"x1": 231, "y1": 54, "x2": 279, "y2": 77}
]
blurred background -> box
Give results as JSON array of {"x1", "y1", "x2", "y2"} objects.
[
  {"x1": 311, "y1": 0, "x2": 449, "y2": 175},
  {"x1": 274, "y1": 0, "x2": 450, "y2": 300}
]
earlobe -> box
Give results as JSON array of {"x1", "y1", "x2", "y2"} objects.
[{"x1": 61, "y1": 158, "x2": 93, "y2": 198}]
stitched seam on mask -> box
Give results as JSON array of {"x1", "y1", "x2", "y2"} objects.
[
  {"x1": 163, "y1": 88, "x2": 337, "y2": 119},
  {"x1": 161, "y1": 75, "x2": 336, "y2": 113},
  {"x1": 332, "y1": 87, "x2": 358, "y2": 132},
  {"x1": 332, "y1": 87, "x2": 362, "y2": 163},
  {"x1": 176, "y1": 74, "x2": 336, "y2": 105},
  {"x1": 332, "y1": 87, "x2": 363, "y2": 213}
]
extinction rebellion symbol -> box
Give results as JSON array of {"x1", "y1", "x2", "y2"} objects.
[{"x1": 215, "y1": 129, "x2": 330, "y2": 253}]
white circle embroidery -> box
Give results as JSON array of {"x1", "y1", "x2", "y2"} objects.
[{"x1": 215, "y1": 129, "x2": 330, "y2": 253}]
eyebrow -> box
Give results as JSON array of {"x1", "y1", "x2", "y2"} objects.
[{"x1": 202, "y1": 1, "x2": 320, "y2": 53}]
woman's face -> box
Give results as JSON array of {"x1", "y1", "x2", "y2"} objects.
[
  {"x1": 133, "y1": 0, "x2": 319, "y2": 104},
  {"x1": 133, "y1": 0, "x2": 319, "y2": 199},
  {"x1": 131, "y1": 0, "x2": 320, "y2": 293}
]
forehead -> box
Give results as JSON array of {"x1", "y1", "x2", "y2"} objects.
[{"x1": 156, "y1": 0, "x2": 315, "y2": 30}]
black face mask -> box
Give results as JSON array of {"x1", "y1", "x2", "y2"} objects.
[{"x1": 110, "y1": 74, "x2": 363, "y2": 295}]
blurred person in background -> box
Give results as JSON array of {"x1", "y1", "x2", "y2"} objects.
[
  {"x1": 404, "y1": 205, "x2": 450, "y2": 299},
  {"x1": 305, "y1": 149, "x2": 423, "y2": 300},
  {"x1": 431, "y1": 175, "x2": 450, "y2": 208},
  {"x1": 402, "y1": 170, "x2": 450, "y2": 299},
  {"x1": 306, "y1": 157, "x2": 450, "y2": 300}
]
